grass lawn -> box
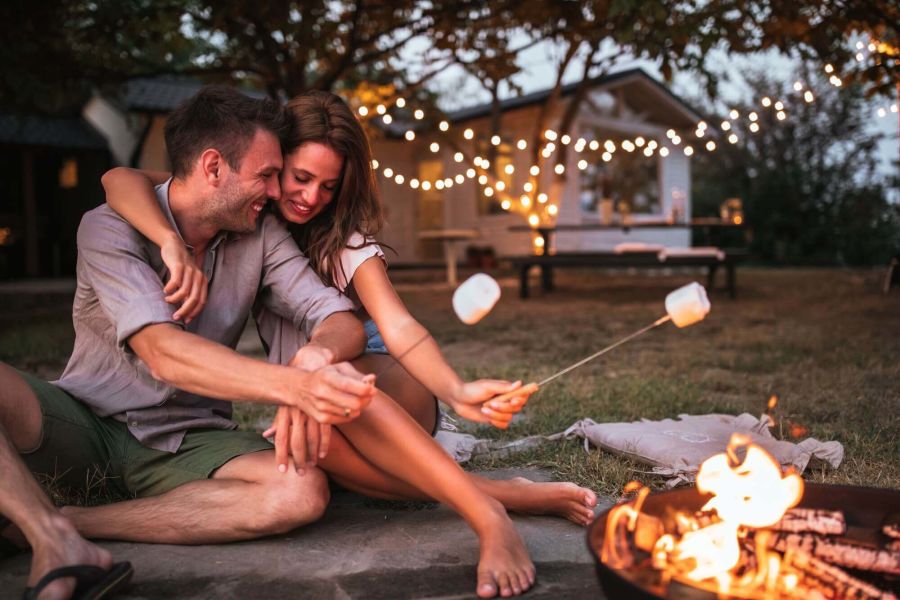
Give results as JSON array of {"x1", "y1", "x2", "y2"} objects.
[{"x1": 2, "y1": 267, "x2": 898, "y2": 500}]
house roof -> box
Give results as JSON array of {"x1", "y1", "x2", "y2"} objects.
[
  {"x1": 445, "y1": 67, "x2": 702, "y2": 125},
  {"x1": 120, "y1": 78, "x2": 266, "y2": 113},
  {"x1": 0, "y1": 114, "x2": 108, "y2": 150}
]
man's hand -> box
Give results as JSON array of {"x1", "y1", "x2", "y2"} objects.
[
  {"x1": 267, "y1": 345, "x2": 373, "y2": 473},
  {"x1": 160, "y1": 235, "x2": 208, "y2": 324},
  {"x1": 447, "y1": 380, "x2": 533, "y2": 429}
]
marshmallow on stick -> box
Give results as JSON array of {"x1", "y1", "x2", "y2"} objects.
[
  {"x1": 453, "y1": 273, "x2": 501, "y2": 325},
  {"x1": 490, "y1": 282, "x2": 712, "y2": 404},
  {"x1": 665, "y1": 281, "x2": 711, "y2": 327}
]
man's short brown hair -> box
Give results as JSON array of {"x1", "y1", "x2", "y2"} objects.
[{"x1": 164, "y1": 85, "x2": 297, "y2": 178}]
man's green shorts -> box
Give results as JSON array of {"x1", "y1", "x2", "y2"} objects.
[{"x1": 18, "y1": 370, "x2": 274, "y2": 499}]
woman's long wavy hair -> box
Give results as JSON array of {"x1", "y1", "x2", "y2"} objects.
[{"x1": 285, "y1": 91, "x2": 385, "y2": 289}]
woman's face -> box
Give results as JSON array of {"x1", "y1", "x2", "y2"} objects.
[{"x1": 277, "y1": 142, "x2": 343, "y2": 225}]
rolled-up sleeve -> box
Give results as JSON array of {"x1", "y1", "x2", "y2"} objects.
[
  {"x1": 258, "y1": 215, "x2": 353, "y2": 338},
  {"x1": 76, "y1": 208, "x2": 182, "y2": 348}
]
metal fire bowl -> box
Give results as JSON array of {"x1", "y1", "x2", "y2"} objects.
[{"x1": 586, "y1": 483, "x2": 900, "y2": 600}]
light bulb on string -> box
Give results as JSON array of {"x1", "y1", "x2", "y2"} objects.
[
  {"x1": 666, "y1": 129, "x2": 676, "y2": 138},
  {"x1": 635, "y1": 136, "x2": 645, "y2": 147},
  {"x1": 358, "y1": 106, "x2": 369, "y2": 117},
  {"x1": 589, "y1": 140, "x2": 600, "y2": 151},
  {"x1": 383, "y1": 167, "x2": 394, "y2": 178},
  {"x1": 721, "y1": 121, "x2": 731, "y2": 131},
  {"x1": 421, "y1": 181, "x2": 431, "y2": 191},
  {"x1": 547, "y1": 204, "x2": 558, "y2": 216},
  {"x1": 601, "y1": 151, "x2": 612, "y2": 162},
  {"x1": 410, "y1": 178, "x2": 420, "y2": 189},
  {"x1": 501, "y1": 199, "x2": 511, "y2": 210},
  {"x1": 749, "y1": 122, "x2": 760, "y2": 133},
  {"x1": 517, "y1": 139, "x2": 527, "y2": 150},
  {"x1": 529, "y1": 165, "x2": 540, "y2": 176},
  {"x1": 560, "y1": 134, "x2": 571, "y2": 145},
  {"x1": 495, "y1": 181, "x2": 506, "y2": 192},
  {"x1": 371, "y1": 159, "x2": 379, "y2": 170},
  {"x1": 382, "y1": 114, "x2": 392, "y2": 124},
  {"x1": 554, "y1": 164, "x2": 565, "y2": 174},
  {"x1": 671, "y1": 135, "x2": 681, "y2": 145},
  {"x1": 728, "y1": 133, "x2": 739, "y2": 144},
  {"x1": 824, "y1": 64, "x2": 834, "y2": 73},
  {"x1": 684, "y1": 146, "x2": 694, "y2": 156},
  {"x1": 729, "y1": 109, "x2": 739, "y2": 119},
  {"x1": 455, "y1": 174, "x2": 465, "y2": 184},
  {"x1": 491, "y1": 135, "x2": 501, "y2": 146},
  {"x1": 877, "y1": 107, "x2": 887, "y2": 118},
  {"x1": 376, "y1": 104, "x2": 386, "y2": 115},
  {"x1": 544, "y1": 129, "x2": 558, "y2": 141},
  {"x1": 435, "y1": 180, "x2": 445, "y2": 190},
  {"x1": 466, "y1": 168, "x2": 476, "y2": 178},
  {"x1": 404, "y1": 130, "x2": 415, "y2": 141},
  {"x1": 429, "y1": 142, "x2": 440, "y2": 153},
  {"x1": 647, "y1": 140, "x2": 658, "y2": 150},
  {"x1": 395, "y1": 98, "x2": 406, "y2": 108},
  {"x1": 504, "y1": 164, "x2": 515, "y2": 175},
  {"x1": 749, "y1": 112, "x2": 758, "y2": 122},
  {"x1": 659, "y1": 147, "x2": 669, "y2": 157},
  {"x1": 577, "y1": 159, "x2": 588, "y2": 170},
  {"x1": 453, "y1": 152, "x2": 464, "y2": 162},
  {"x1": 804, "y1": 91, "x2": 814, "y2": 103},
  {"x1": 439, "y1": 121, "x2": 449, "y2": 132},
  {"x1": 774, "y1": 100, "x2": 784, "y2": 110},
  {"x1": 761, "y1": 97, "x2": 772, "y2": 107},
  {"x1": 643, "y1": 147, "x2": 653, "y2": 157},
  {"x1": 394, "y1": 174, "x2": 404, "y2": 184},
  {"x1": 706, "y1": 140, "x2": 716, "y2": 151},
  {"x1": 793, "y1": 81, "x2": 803, "y2": 91},
  {"x1": 520, "y1": 195, "x2": 531, "y2": 207},
  {"x1": 604, "y1": 140, "x2": 615, "y2": 152},
  {"x1": 537, "y1": 193, "x2": 548, "y2": 204},
  {"x1": 523, "y1": 182, "x2": 534, "y2": 192},
  {"x1": 463, "y1": 128, "x2": 474, "y2": 140},
  {"x1": 776, "y1": 111, "x2": 786, "y2": 121},
  {"x1": 478, "y1": 174, "x2": 488, "y2": 185},
  {"x1": 414, "y1": 109, "x2": 424, "y2": 120}
]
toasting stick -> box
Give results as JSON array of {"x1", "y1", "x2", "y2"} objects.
[{"x1": 490, "y1": 282, "x2": 712, "y2": 404}]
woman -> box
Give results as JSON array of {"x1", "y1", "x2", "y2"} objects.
[{"x1": 102, "y1": 91, "x2": 597, "y2": 597}]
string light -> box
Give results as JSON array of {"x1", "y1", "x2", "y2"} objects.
[
  {"x1": 647, "y1": 140, "x2": 657, "y2": 150},
  {"x1": 537, "y1": 193, "x2": 548, "y2": 204},
  {"x1": 358, "y1": 106, "x2": 369, "y2": 117},
  {"x1": 729, "y1": 109, "x2": 739, "y2": 119},
  {"x1": 749, "y1": 112, "x2": 758, "y2": 122},
  {"x1": 453, "y1": 151, "x2": 463, "y2": 162},
  {"x1": 728, "y1": 133, "x2": 739, "y2": 144},
  {"x1": 383, "y1": 167, "x2": 394, "y2": 178},
  {"x1": 793, "y1": 81, "x2": 803, "y2": 91},
  {"x1": 395, "y1": 98, "x2": 406, "y2": 108},
  {"x1": 824, "y1": 64, "x2": 834, "y2": 73},
  {"x1": 421, "y1": 181, "x2": 431, "y2": 191},
  {"x1": 776, "y1": 111, "x2": 787, "y2": 120},
  {"x1": 695, "y1": 128, "x2": 706, "y2": 137},
  {"x1": 435, "y1": 180, "x2": 445, "y2": 190},
  {"x1": 371, "y1": 159, "x2": 379, "y2": 170},
  {"x1": 404, "y1": 130, "x2": 415, "y2": 141},
  {"x1": 547, "y1": 204, "x2": 558, "y2": 216},
  {"x1": 877, "y1": 107, "x2": 887, "y2": 118},
  {"x1": 659, "y1": 147, "x2": 669, "y2": 157},
  {"x1": 504, "y1": 164, "x2": 515, "y2": 175},
  {"x1": 554, "y1": 163, "x2": 565, "y2": 174},
  {"x1": 761, "y1": 97, "x2": 772, "y2": 107},
  {"x1": 394, "y1": 174, "x2": 404, "y2": 184},
  {"x1": 544, "y1": 129, "x2": 558, "y2": 141},
  {"x1": 706, "y1": 140, "x2": 716, "y2": 151},
  {"x1": 466, "y1": 168, "x2": 476, "y2": 178},
  {"x1": 414, "y1": 109, "x2": 424, "y2": 120},
  {"x1": 517, "y1": 139, "x2": 527, "y2": 150},
  {"x1": 601, "y1": 151, "x2": 612, "y2": 162},
  {"x1": 523, "y1": 181, "x2": 534, "y2": 192},
  {"x1": 495, "y1": 181, "x2": 506, "y2": 191},
  {"x1": 622, "y1": 140, "x2": 635, "y2": 152},
  {"x1": 376, "y1": 104, "x2": 387, "y2": 115},
  {"x1": 577, "y1": 159, "x2": 588, "y2": 170},
  {"x1": 774, "y1": 101, "x2": 784, "y2": 110},
  {"x1": 721, "y1": 121, "x2": 731, "y2": 131},
  {"x1": 684, "y1": 146, "x2": 694, "y2": 156},
  {"x1": 604, "y1": 140, "x2": 615, "y2": 152},
  {"x1": 528, "y1": 214, "x2": 539, "y2": 227},
  {"x1": 804, "y1": 90, "x2": 814, "y2": 103},
  {"x1": 477, "y1": 174, "x2": 488, "y2": 185},
  {"x1": 671, "y1": 135, "x2": 681, "y2": 145},
  {"x1": 529, "y1": 165, "x2": 540, "y2": 176},
  {"x1": 520, "y1": 195, "x2": 531, "y2": 207},
  {"x1": 443, "y1": 177, "x2": 453, "y2": 188},
  {"x1": 454, "y1": 174, "x2": 465, "y2": 184},
  {"x1": 560, "y1": 134, "x2": 571, "y2": 145},
  {"x1": 463, "y1": 128, "x2": 474, "y2": 140},
  {"x1": 491, "y1": 135, "x2": 501, "y2": 146},
  {"x1": 589, "y1": 140, "x2": 601, "y2": 151},
  {"x1": 382, "y1": 114, "x2": 393, "y2": 124},
  {"x1": 429, "y1": 142, "x2": 440, "y2": 153},
  {"x1": 410, "y1": 178, "x2": 419, "y2": 189},
  {"x1": 439, "y1": 121, "x2": 449, "y2": 132},
  {"x1": 635, "y1": 136, "x2": 646, "y2": 147},
  {"x1": 666, "y1": 129, "x2": 676, "y2": 138},
  {"x1": 643, "y1": 147, "x2": 653, "y2": 157},
  {"x1": 749, "y1": 122, "x2": 760, "y2": 133},
  {"x1": 501, "y1": 199, "x2": 511, "y2": 210}
]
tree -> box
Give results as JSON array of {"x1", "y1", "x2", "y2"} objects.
[{"x1": 691, "y1": 68, "x2": 900, "y2": 265}]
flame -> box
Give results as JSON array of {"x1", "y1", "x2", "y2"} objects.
[
  {"x1": 788, "y1": 422, "x2": 809, "y2": 438},
  {"x1": 767, "y1": 395, "x2": 778, "y2": 410},
  {"x1": 604, "y1": 434, "x2": 806, "y2": 596}
]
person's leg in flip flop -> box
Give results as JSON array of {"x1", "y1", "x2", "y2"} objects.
[{"x1": 0, "y1": 363, "x2": 115, "y2": 600}]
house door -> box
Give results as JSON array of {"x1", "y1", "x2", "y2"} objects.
[{"x1": 416, "y1": 159, "x2": 444, "y2": 260}]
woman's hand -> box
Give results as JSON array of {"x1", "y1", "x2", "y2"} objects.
[
  {"x1": 447, "y1": 380, "x2": 532, "y2": 429},
  {"x1": 160, "y1": 234, "x2": 208, "y2": 324}
]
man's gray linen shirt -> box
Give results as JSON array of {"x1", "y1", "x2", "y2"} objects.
[{"x1": 55, "y1": 181, "x2": 353, "y2": 453}]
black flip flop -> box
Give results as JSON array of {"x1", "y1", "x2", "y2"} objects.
[
  {"x1": 22, "y1": 561, "x2": 133, "y2": 600},
  {"x1": 0, "y1": 515, "x2": 26, "y2": 559}
]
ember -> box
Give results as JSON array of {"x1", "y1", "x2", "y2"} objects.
[{"x1": 594, "y1": 434, "x2": 899, "y2": 599}]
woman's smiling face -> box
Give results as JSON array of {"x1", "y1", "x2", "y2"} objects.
[{"x1": 277, "y1": 142, "x2": 343, "y2": 224}]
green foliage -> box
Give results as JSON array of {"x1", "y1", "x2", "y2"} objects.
[{"x1": 692, "y1": 69, "x2": 900, "y2": 265}]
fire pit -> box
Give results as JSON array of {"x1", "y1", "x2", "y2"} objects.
[{"x1": 586, "y1": 438, "x2": 900, "y2": 599}]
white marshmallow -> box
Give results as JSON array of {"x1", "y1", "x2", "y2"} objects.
[
  {"x1": 453, "y1": 274, "x2": 501, "y2": 325},
  {"x1": 665, "y1": 282, "x2": 711, "y2": 328}
]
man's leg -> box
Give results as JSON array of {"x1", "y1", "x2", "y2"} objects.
[
  {"x1": 0, "y1": 363, "x2": 113, "y2": 600},
  {"x1": 62, "y1": 450, "x2": 329, "y2": 544}
]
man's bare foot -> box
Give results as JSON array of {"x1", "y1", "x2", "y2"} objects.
[
  {"x1": 27, "y1": 516, "x2": 112, "y2": 600},
  {"x1": 500, "y1": 478, "x2": 598, "y2": 526},
  {"x1": 474, "y1": 506, "x2": 535, "y2": 598}
]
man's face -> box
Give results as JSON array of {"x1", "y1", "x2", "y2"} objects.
[{"x1": 209, "y1": 128, "x2": 283, "y2": 233}]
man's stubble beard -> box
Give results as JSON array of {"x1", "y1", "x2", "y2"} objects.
[{"x1": 206, "y1": 176, "x2": 259, "y2": 234}]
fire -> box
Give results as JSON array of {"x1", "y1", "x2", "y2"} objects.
[
  {"x1": 767, "y1": 395, "x2": 778, "y2": 410},
  {"x1": 603, "y1": 433, "x2": 806, "y2": 596}
]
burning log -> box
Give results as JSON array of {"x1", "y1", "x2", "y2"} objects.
[
  {"x1": 770, "y1": 508, "x2": 846, "y2": 536},
  {"x1": 768, "y1": 532, "x2": 900, "y2": 575},
  {"x1": 784, "y1": 549, "x2": 898, "y2": 600}
]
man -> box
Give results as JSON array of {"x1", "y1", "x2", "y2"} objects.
[{"x1": 0, "y1": 86, "x2": 375, "y2": 595}]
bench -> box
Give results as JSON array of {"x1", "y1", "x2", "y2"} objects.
[{"x1": 507, "y1": 249, "x2": 748, "y2": 299}]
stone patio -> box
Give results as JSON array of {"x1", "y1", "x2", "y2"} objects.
[{"x1": 0, "y1": 468, "x2": 612, "y2": 599}]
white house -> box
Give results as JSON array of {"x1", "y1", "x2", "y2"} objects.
[{"x1": 84, "y1": 68, "x2": 702, "y2": 264}]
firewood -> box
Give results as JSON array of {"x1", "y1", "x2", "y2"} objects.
[
  {"x1": 784, "y1": 549, "x2": 897, "y2": 600},
  {"x1": 883, "y1": 523, "x2": 900, "y2": 540},
  {"x1": 771, "y1": 508, "x2": 846, "y2": 535},
  {"x1": 768, "y1": 532, "x2": 900, "y2": 575}
]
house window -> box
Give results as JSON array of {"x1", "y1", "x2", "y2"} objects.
[
  {"x1": 59, "y1": 158, "x2": 78, "y2": 189},
  {"x1": 579, "y1": 136, "x2": 660, "y2": 218}
]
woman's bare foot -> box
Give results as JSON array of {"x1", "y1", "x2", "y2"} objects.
[
  {"x1": 27, "y1": 515, "x2": 112, "y2": 600},
  {"x1": 474, "y1": 506, "x2": 535, "y2": 598},
  {"x1": 493, "y1": 478, "x2": 598, "y2": 526}
]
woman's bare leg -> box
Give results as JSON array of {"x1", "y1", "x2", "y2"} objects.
[
  {"x1": 322, "y1": 429, "x2": 597, "y2": 525},
  {"x1": 324, "y1": 354, "x2": 597, "y2": 525},
  {"x1": 335, "y1": 376, "x2": 533, "y2": 598}
]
